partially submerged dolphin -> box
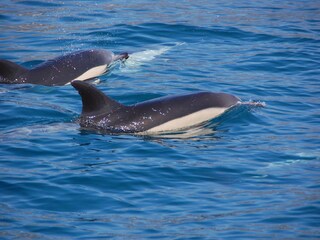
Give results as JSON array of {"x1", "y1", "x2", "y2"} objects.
[
  {"x1": 71, "y1": 80, "x2": 240, "y2": 134},
  {"x1": 0, "y1": 49, "x2": 128, "y2": 86}
]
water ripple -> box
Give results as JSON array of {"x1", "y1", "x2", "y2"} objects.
[{"x1": 0, "y1": 0, "x2": 319, "y2": 239}]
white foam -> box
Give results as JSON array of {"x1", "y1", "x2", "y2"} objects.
[
  {"x1": 240, "y1": 101, "x2": 266, "y2": 107},
  {"x1": 266, "y1": 159, "x2": 306, "y2": 168},
  {"x1": 120, "y1": 42, "x2": 185, "y2": 72}
]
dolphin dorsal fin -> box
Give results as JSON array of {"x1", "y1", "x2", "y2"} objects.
[
  {"x1": 0, "y1": 60, "x2": 28, "y2": 83},
  {"x1": 71, "y1": 80, "x2": 124, "y2": 117}
]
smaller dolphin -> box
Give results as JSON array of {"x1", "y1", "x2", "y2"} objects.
[
  {"x1": 71, "y1": 80, "x2": 240, "y2": 134},
  {"x1": 0, "y1": 49, "x2": 128, "y2": 86}
]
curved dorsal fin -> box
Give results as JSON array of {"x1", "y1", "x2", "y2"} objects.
[
  {"x1": 71, "y1": 80, "x2": 124, "y2": 117},
  {"x1": 0, "y1": 60, "x2": 28, "y2": 83}
]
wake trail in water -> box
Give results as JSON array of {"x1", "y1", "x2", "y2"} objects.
[
  {"x1": 0, "y1": 122, "x2": 78, "y2": 142},
  {"x1": 239, "y1": 101, "x2": 266, "y2": 107},
  {"x1": 119, "y1": 42, "x2": 185, "y2": 73}
]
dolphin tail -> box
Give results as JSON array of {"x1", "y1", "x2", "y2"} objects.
[
  {"x1": 0, "y1": 60, "x2": 28, "y2": 84},
  {"x1": 71, "y1": 80, "x2": 124, "y2": 117},
  {"x1": 112, "y1": 52, "x2": 129, "y2": 62}
]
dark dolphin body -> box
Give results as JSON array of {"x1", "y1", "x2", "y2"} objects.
[
  {"x1": 0, "y1": 49, "x2": 128, "y2": 86},
  {"x1": 71, "y1": 80, "x2": 240, "y2": 134}
]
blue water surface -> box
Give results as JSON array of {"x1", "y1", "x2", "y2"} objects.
[{"x1": 0, "y1": 0, "x2": 320, "y2": 239}]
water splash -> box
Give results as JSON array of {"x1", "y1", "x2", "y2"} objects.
[
  {"x1": 120, "y1": 42, "x2": 185, "y2": 72},
  {"x1": 239, "y1": 101, "x2": 266, "y2": 107}
]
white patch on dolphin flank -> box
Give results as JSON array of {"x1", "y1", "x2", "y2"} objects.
[
  {"x1": 73, "y1": 64, "x2": 108, "y2": 81},
  {"x1": 145, "y1": 107, "x2": 227, "y2": 133}
]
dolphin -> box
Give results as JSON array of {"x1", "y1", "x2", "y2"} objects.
[
  {"x1": 71, "y1": 80, "x2": 240, "y2": 134},
  {"x1": 0, "y1": 49, "x2": 128, "y2": 86}
]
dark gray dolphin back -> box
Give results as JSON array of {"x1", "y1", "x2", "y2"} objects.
[
  {"x1": 0, "y1": 49, "x2": 128, "y2": 86},
  {"x1": 71, "y1": 80, "x2": 123, "y2": 117},
  {"x1": 71, "y1": 80, "x2": 240, "y2": 133},
  {"x1": 127, "y1": 91, "x2": 240, "y2": 131},
  {"x1": 27, "y1": 49, "x2": 114, "y2": 85},
  {"x1": 0, "y1": 60, "x2": 28, "y2": 83}
]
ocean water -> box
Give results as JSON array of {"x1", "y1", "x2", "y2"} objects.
[{"x1": 0, "y1": 0, "x2": 319, "y2": 239}]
